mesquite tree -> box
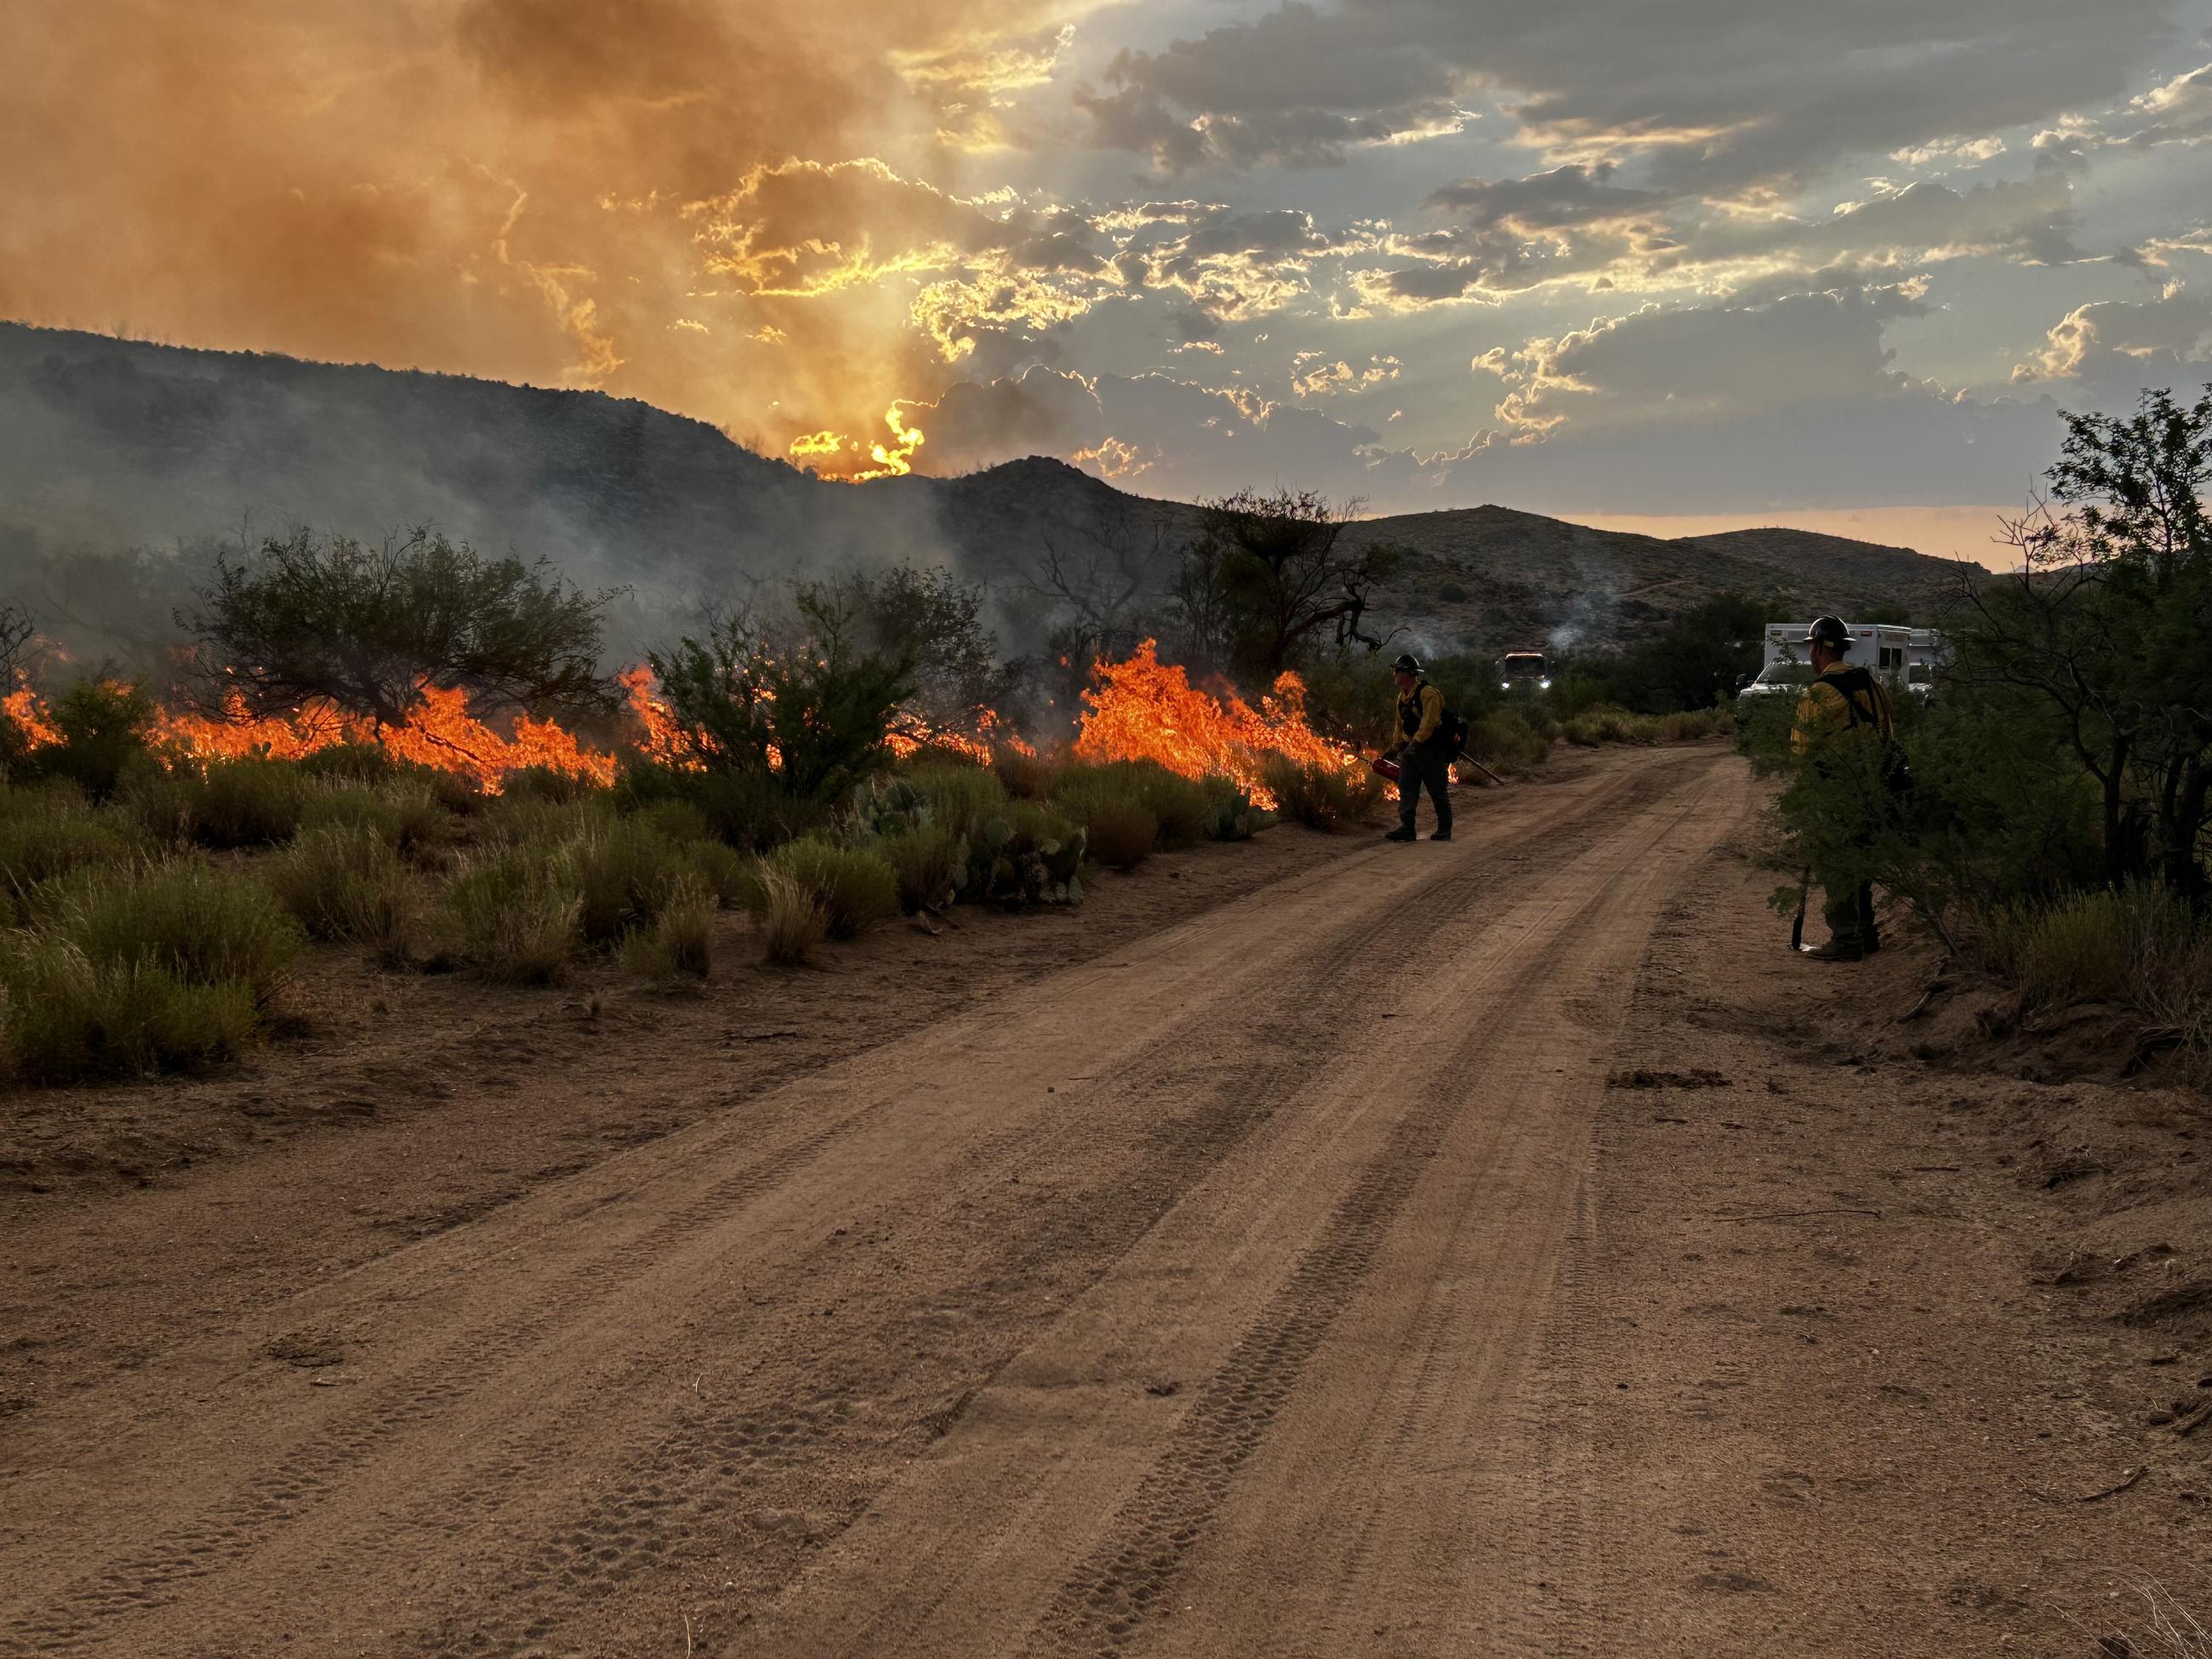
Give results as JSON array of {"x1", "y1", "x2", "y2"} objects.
[{"x1": 181, "y1": 527, "x2": 619, "y2": 726}]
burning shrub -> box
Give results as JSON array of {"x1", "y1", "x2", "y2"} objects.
[
  {"x1": 1259, "y1": 756, "x2": 1386, "y2": 831},
  {"x1": 426, "y1": 848, "x2": 582, "y2": 984},
  {"x1": 190, "y1": 759, "x2": 311, "y2": 848},
  {"x1": 623, "y1": 875, "x2": 715, "y2": 982},
  {"x1": 269, "y1": 826, "x2": 416, "y2": 960},
  {"x1": 879, "y1": 824, "x2": 966, "y2": 914},
  {"x1": 753, "y1": 864, "x2": 827, "y2": 967},
  {"x1": 750, "y1": 839, "x2": 899, "y2": 940}
]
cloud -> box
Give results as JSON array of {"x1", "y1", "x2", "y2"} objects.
[
  {"x1": 1070, "y1": 0, "x2": 2175, "y2": 191},
  {"x1": 2010, "y1": 282, "x2": 2212, "y2": 382}
]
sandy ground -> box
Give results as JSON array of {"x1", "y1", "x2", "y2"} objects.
[{"x1": 2, "y1": 744, "x2": 2206, "y2": 1656}]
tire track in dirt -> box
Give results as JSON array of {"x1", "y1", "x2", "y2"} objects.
[{"x1": 1012, "y1": 774, "x2": 1730, "y2": 1658}]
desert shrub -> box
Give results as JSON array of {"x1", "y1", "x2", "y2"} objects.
[
  {"x1": 191, "y1": 758, "x2": 310, "y2": 848},
  {"x1": 909, "y1": 761, "x2": 1010, "y2": 843},
  {"x1": 0, "y1": 786, "x2": 136, "y2": 904},
  {"x1": 1200, "y1": 775, "x2": 1267, "y2": 841},
  {"x1": 614, "y1": 761, "x2": 807, "y2": 852},
  {"x1": 627, "y1": 796, "x2": 711, "y2": 845},
  {"x1": 754, "y1": 864, "x2": 827, "y2": 966},
  {"x1": 478, "y1": 793, "x2": 610, "y2": 847},
  {"x1": 1054, "y1": 760, "x2": 1211, "y2": 850},
  {"x1": 414, "y1": 764, "x2": 487, "y2": 817},
  {"x1": 878, "y1": 823, "x2": 966, "y2": 913},
  {"x1": 52, "y1": 857, "x2": 301, "y2": 1003},
  {"x1": 992, "y1": 744, "x2": 1056, "y2": 800},
  {"x1": 962, "y1": 802, "x2": 1086, "y2": 907},
  {"x1": 268, "y1": 825, "x2": 415, "y2": 958},
  {"x1": 427, "y1": 847, "x2": 581, "y2": 984},
  {"x1": 1981, "y1": 885, "x2": 2212, "y2": 1050},
  {"x1": 301, "y1": 784, "x2": 405, "y2": 845},
  {"x1": 295, "y1": 742, "x2": 398, "y2": 783},
  {"x1": 1469, "y1": 711, "x2": 1550, "y2": 776},
  {"x1": 113, "y1": 762, "x2": 196, "y2": 847},
  {"x1": 752, "y1": 838, "x2": 899, "y2": 939},
  {"x1": 683, "y1": 839, "x2": 750, "y2": 908},
  {"x1": 567, "y1": 818, "x2": 691, "y2": 946},
  {"x1": 1058, "y1": 782, "x2": 1156, "y2": 870},
  {"x1": 26, "y1": 681, "x2": 155, "y2": 801},
  {"x1": 1260, "y1": 756, "x2": 1385, "y2": 830},
  {"x1": 623, "y1": 875, "x2": 714, "y2": 981},
  {"x1": 1564, "y1": 704, "x2": 1734, "y2": 747},
  {"x1": 500, "y1": 764, "x2": 601, "y2": 805},
  {"x1": 0, "y1": 938, "x2": 259, "y2": 1084}
]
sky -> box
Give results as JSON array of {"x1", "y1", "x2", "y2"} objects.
[{"x1": 5, "y1": 0, "x2": 2211, "y2": 559}]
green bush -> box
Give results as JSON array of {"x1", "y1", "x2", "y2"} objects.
[
  {"x1": 614, "y1": 761, "x2": 808, "y2": 852},
  {"x1": 1562, "y1": 703, "x2": 1734, "y2": 747},
  {"x1": 0, "y1": 938, "x2": 259, "y2": 1084},
  {"x1": 878, "y1": 823, "x2": 966, "y2": 912},
  {"x1": 1052, "y1": 760, "x2": 1211, "y2": 851},
  {"x1": 683, "y1": 839, "x2": 750, "y2": 908},
  {"x1": 191, "y1": 759, "x2": 310, "y2": 848},
  {"x1": 1259, "y1": 756, "x2": 1386, "y2": 830},
  {"x1": 623, "y1": 875, "x2": 714, "y2": 981},
  {"x1": 1200, "y1": 775, "x2": 1268, "y2": 841},
  {"x1": 427, "y1": 847, "x2": 581, "y2": 983},
  {"x1": 1981, "y1": 885, "x2": 2210, "y2": 1046},
  {"x1": 501, "y1": 765, "x2": 601, "y2": 805},
  {"x1": 909, "y1": 761, "x2": 1009, "y2": 843},
  {"x1": 567, "y1": 818, "x2": 692, "y2": 947},
  {"x1": 268, "y1": 825, "x2": 415, "y2": 959},
  {"x1": 1070, "y1": 793, "x2": 1156, "y2": 870},
  {"x1": 114, "y1": 761, "x2": 196, "y2": 847},
  {"x1": 1469, "y1": 711, "x2": 1550, "y2": 776},
  {"x1": 296, "y1": 743, "x2": 398, "y2": 784},
  {"x1": 627, "y1": 796, "x2": 711, "y2": 845},
  {"x1": 0, "y1": 786, "x2": 135, "y2": 905},
  {"x1": 28, "y1": 681, "x2": 154, "y2": 801},
  {"x1": 51, "y1": 857, "x2": 301, "y2": 1004},
  {"x1": 301, "y1": 784, "x2": 405, "y2": 845},
  {"x1": 479, "y1": 793, "x2": 611, "y2": 847},
  {"x1": 752, "y1": 839, "x2": 899, "y2": 940}
]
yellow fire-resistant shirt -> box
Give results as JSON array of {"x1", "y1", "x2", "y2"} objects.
[
  {"x1": 1396, "y1": 681, "x2": 1444, "y2": 747},
  {"x1": 1791, "y1": 663, "x2": 1896, "y2": 759}
]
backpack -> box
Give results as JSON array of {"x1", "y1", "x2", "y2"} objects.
[
  {"x1": 1405, "y1": 681, "x2": 1468, "y2": 757},
  {"x1": 1829, "y1": 666, "x2": 1913, "y2": 799}
]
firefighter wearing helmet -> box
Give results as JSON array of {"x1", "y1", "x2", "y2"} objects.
[
  {"x1": 1790, "y1": 616, "x2": 1897, "y2": 961},
  {"x1": 1383, "y1": 653, "x2": 1452, "y2": 842}
]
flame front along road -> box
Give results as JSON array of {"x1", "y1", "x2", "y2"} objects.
[{"x1": 0, "y1": 747, "x2": 1742, "y2": 1658}]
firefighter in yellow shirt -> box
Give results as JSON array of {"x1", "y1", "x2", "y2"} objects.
[
  {"x1": 1383, "y1": 653, "x2": 1452, "y2": 842},
  {"x1": 1790, "y1": 616, "x2": 1896, "y2": 961}
]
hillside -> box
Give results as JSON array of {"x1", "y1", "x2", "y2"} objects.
[{"x1": 0, "y1": 323, "x2": 1964, "y2": 667}]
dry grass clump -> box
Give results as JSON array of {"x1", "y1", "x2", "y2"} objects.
[
  {"x1": 427, "y1": 847, "x2": 582, "y2": 984},
  {"x1": 268, "y1": 825, "x2": 416, "y2": 960},
  {"x1": 191, "y1": 759, "x2": 310, "y2": 848},
  {"x1": 753, "y1": 863, "x2": 829, "y2": 966},
  {"x1": 908, "y1": 762, "x2": 1009, "y2": 843},
  {"x1": 0, "y1": 858, "x2": 301, "y2": 1082},
  {"x1": 1982, "y1": 883, "x2": 2212, "y2": 1058},
  {"x1": 1468, "y1": 711, "x2": 1550, "y2": 776},
  {"x1": 1559, "y1": 704, "x2": 1734, "y2": 747},
  {"x1": 0, "y1": 784, "x2": 136, "y2": 908},
  {"x1": 1260, "y1": 756, "x2": 1386, "y2": 830},
  {"x1": 879, "y1": 823, "x2": 966, "y2": 912},
  {"x1": 992, "y1": 744, "x2": 1057, "y2": 800},
  {"x1": 750, "y1": 838, "x2": 899, "y2": 941},
  {"x1": 623, "y1": 874, "x2": 715, "y2": 982}
]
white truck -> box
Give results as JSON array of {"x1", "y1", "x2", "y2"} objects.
[{"x1": 1738, "y1": 622, "x2": 1943, "y2": 704}]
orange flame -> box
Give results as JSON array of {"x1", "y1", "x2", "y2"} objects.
[
  {"x1": 3, "y1": 681, "x2": 64, "y2": 749},
  {"x1": 1073, "y1": 640, "x2": 1359, "y2": 810}
]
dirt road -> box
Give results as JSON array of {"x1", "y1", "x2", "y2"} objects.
[{"x1": 6, "y1": 746, "x2": 2197, "y2": 1656}]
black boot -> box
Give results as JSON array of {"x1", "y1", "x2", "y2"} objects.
[
  {"x1": 1384, "y1": 826, "x2": 1416, "y2": 842},
  {"x1": 1429, "y1": 830, "x2": 1452, "y2": 841}
]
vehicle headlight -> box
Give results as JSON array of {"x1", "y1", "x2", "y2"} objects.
[
  {"x1": 1539, "y1": 678, "x2": 1552, "y2": 690},
  {"x1": 1500, "y1": 681, "x2": 1511, "y2": 690}
]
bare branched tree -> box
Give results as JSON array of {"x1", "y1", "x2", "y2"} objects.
[
  {"x1": 0, "y1": 602, "x2": 36, "y2": 685},
  {"x1": 1029, "y1": 498, "x2": 1178, "y2": 662},
  {"x1": 1171, "y1": 488, "x2": 1403, "y2": 681}
]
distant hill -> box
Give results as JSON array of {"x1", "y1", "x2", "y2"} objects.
[{"x1": 0, "y1": 323, "x2": 1966, "y2": 670}]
